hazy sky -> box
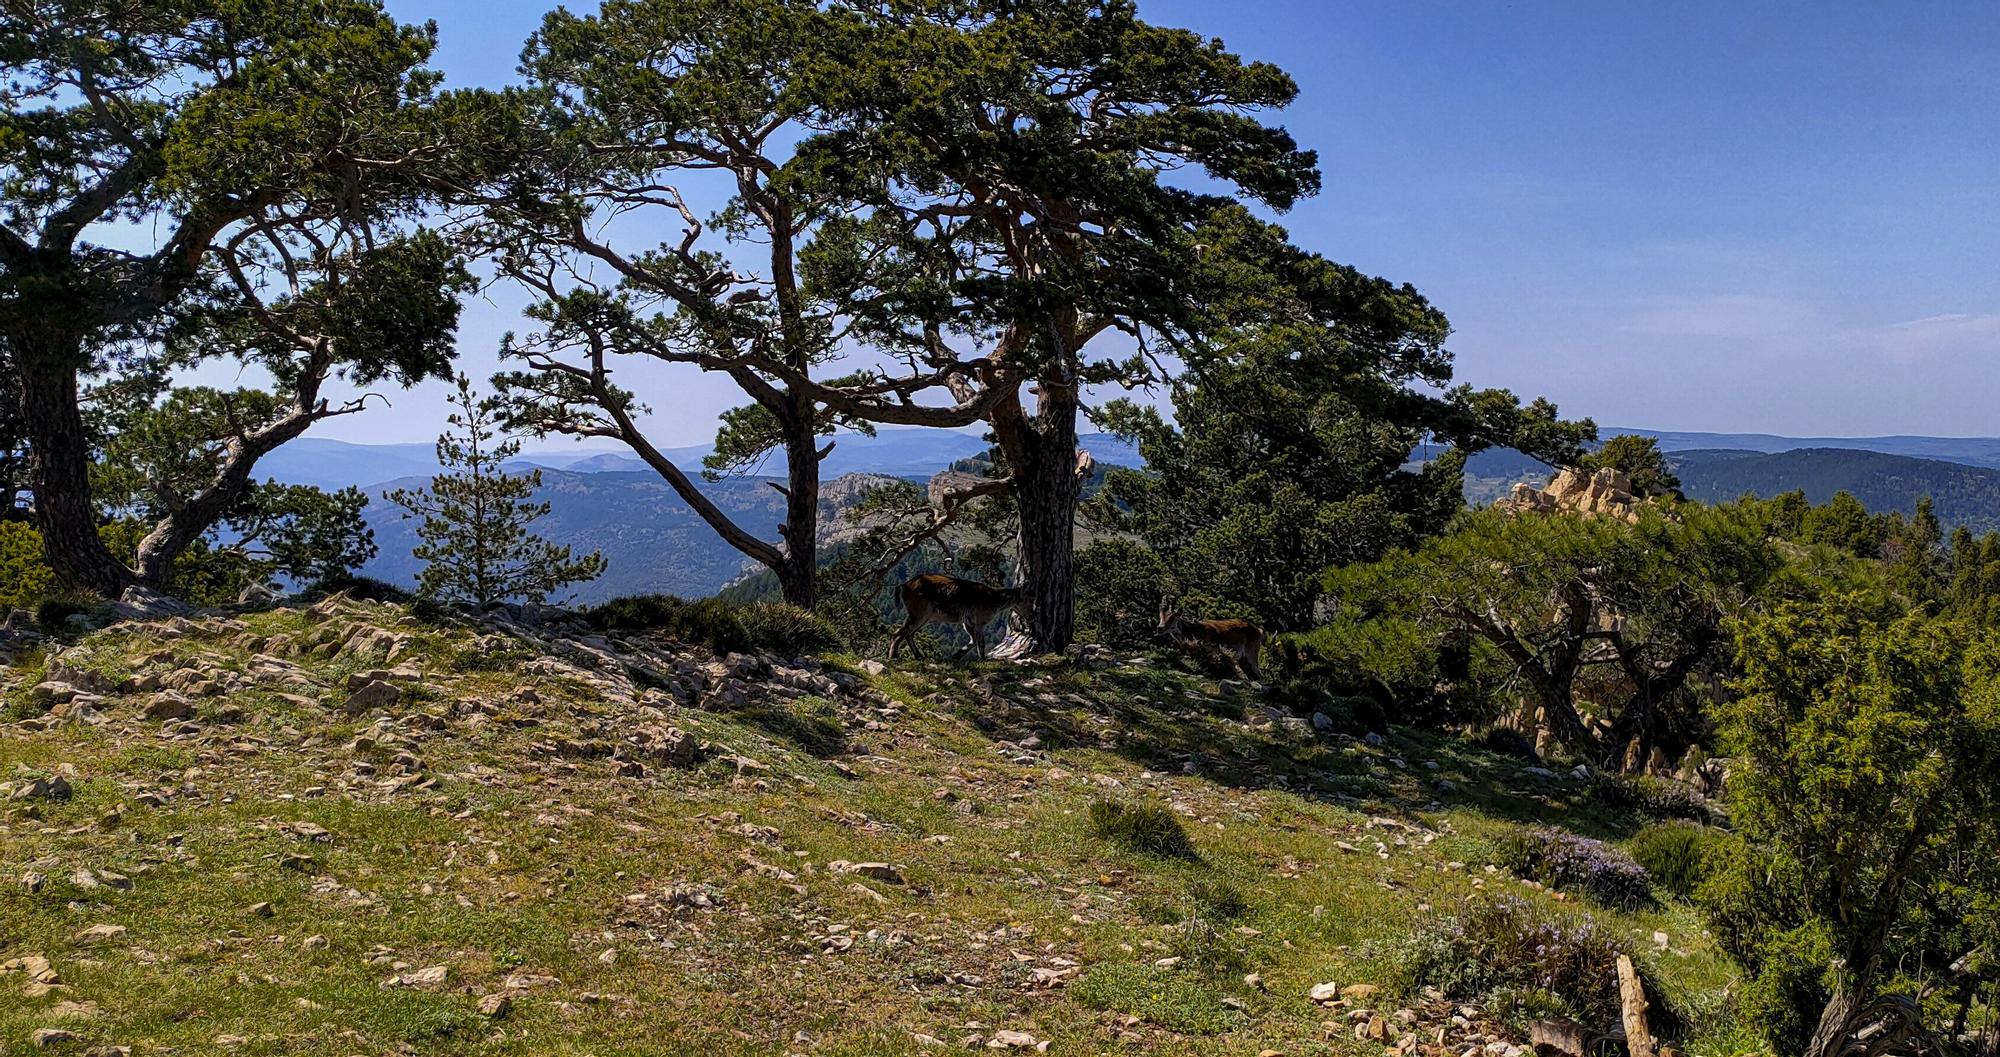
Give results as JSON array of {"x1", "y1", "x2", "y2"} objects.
[{"x1": 285, "y1": 0, "x2": 2000, "y2": 444}]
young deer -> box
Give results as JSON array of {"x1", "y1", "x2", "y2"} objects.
[
  {"x1": 1156, "y1": 602, "x2": 1265, "y2": 680},
  {"x1": 888, "y1": 573, "x2": 1029, "y2": 662}
]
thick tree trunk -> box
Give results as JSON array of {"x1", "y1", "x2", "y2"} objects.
[
  {"x1": 1535, "y1": 678, "x2": 1592, "y2": 751},
  {"x1": 992, "y1": 380, "x2": 1081, "y2": 654},
  {"x1": 775, "y1": 413, "x2": 820, "y2": 610},
  {"x1": 1803, "y1": 980, "x2": 1865, "y2": 1057},
  {"x1": 9, "y1": 330, "x2": 130, "y2": 595}
]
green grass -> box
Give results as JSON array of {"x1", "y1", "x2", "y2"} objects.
[
  {"x1": 0, "y1": 602, "x2": 1759, "y2": 1056},
  {"x1": 1088, "y1": 800, "x2": 1201, "y2": 861},
  {"x1": 1071, "y1": 963, "x2": 1240, "y2": 1034}
]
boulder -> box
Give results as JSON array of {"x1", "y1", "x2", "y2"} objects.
[
  {"x1": 341, "y1": 680, "x2": 403, "y2": 715},
  {"x1": 141, "y1": 694, "x2": 193, "y2": 722}
]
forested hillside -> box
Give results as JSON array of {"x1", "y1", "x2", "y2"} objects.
[{"x1": 1668, "y1": 448, "x2": 2000, "y2": 531}]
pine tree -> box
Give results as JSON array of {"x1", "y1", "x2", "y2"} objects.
[{"x1": 386, "y1": 377, "x2": 605, "y2": 607}]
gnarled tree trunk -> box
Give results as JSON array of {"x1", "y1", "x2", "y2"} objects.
[{"x1": 9, "y1": 329, "x2": 130, "y2": 595}]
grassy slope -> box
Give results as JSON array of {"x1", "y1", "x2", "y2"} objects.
[{"x1": 0, "y1": 602, "x2": 1752, "y2": 1056}]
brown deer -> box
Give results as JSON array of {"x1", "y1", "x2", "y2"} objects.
[
  {"x1": 888, "y1": 573, "x2": 1029, "y2": 662},
  {"x1": 1155, "y1": 602, "x2": 1265, "y2": 680}
]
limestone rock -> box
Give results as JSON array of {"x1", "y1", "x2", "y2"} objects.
[
  {"x1": 141, "y1": 694, "x2": 193, "y2": 721},
  {"x1": 73, "y1": 924, "x2": 127, "y2": 946},
  {"x1": 1497, "y1": 466, "x2": 1648, "y2": 524},
  {"x1": 341, "y1": 680, "x2": 402, "y2": 715}
]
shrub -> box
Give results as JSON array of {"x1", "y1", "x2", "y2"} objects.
[
  {"x1": 1473, "y1": 726, "x2": 1541, "y2": 761},
  {"x1": 1382, "y1": 895, "x2": 1673, "y2": 1033},
  {"x1": 1088, "y1": 800, "x2": 1199, "y2": 861},
  {"x1": 1291, "y1": 615, "x2": 1499, "y2": 729},
  {"x1": 733, "y1": 600, "x2": 840, "y2": 655},
  {"x1": 34, "y1": 593, "x2": 109, "y2": 636},
  {"x1": 1074, "y1": 539, "x2": 1168, "y2": 648},
  {"x1": 1185, "y1": 878, "x2": 1247, "y2": 923},
  {"x1": 1588, "y1": 772, "x2": 1713, "y2": 823},
  {"x1": 1496, "y1": 826, "x2": 1654, "y2": 910},
  {"x1": 585, "y1": 594, "x2": 837, "y2": 656},
  {"x1": 309, "y1": 574, "x2": 415, "y2": 604},
  {"x1": 0, "y1": 521, "x2": 55, "y2": 611},
  {"x1": 1626, "y1": 821, "x2": 1729, "y2": 900}
]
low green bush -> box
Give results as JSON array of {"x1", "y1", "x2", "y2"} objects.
[
  {"x1": 34, "y1": 593, "x2": 109, "y2": 636},
  {"x1": 0, "y1": 521, "x2": 55, "y2": 611},
  {"x1": 585, "y1": 594, "x2": 837, "y2": 656},
  {"x1": 1588, "y1": 772, "x2": 1714, "y2": 823},
  {"x1": 1626, "y1": 821, "x2": 1729, "y2": 899},
  {"x1": 309, "y1": 574, "x2": 415, "y2": 605},
  {"x1": 1378, "y1": 895, "x2": 1677, "y2": 1034},
  {"x1": 1088, "y1": 799, "x2": 1199, "y2": 861}
]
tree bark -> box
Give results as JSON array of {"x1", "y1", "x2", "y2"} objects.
[
  {"x1": 991, "y1": 379, "x2": 1081, "y2": 653},
  {"x1": 9, "y1": 328, "x2": 131, "y2": 595},
  {"x1": 1803, "y1": 980, "x2": 1865, "y2": 1057},
  {"x1": 775, "y1": 404, "x2": 820, "y2": 610}
]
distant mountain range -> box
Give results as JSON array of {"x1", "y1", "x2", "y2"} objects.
[
  {"x1": 1603, "y1": 428, "x2": 2000, "y2": 470},
  {"x1": 1668, "y1": 448, "x2": 2000, "y2": 534},
  {"x1": 259, "y1": 428, "x2": 1141, "y2": 492},
  {"x1": 261, "y1": 425, "x2": 2000, "y2": 600},
  {"x1": 258, "y1": 429, "x2": 1140, "y2": 602},
  {"x1": 1463, "y1": 428, "x2": 2000, "y2": 534}
]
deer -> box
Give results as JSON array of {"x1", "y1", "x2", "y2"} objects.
[
  {"x1": 887, "y1": 573, "x2": 1030, "y2": 662},
  {"x1": 1155, "y1": 602, "x2": 1265, "y2": 680}
]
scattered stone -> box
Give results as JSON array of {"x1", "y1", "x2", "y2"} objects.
[
  {"x1": 31, "y1": 1028, "x2": 79, "y2": 1049},
  {"x1": 11, "y1": 775, "x2": 73, "y2": 801},
  {"x1": 141, "y1": 694, "x2": 193, "y2": 721},
  {"x1": 341, "y1": 680, "x2": 402, "y2": 715},
  {"x1": 828, "y1": 861, "x2": 904, "y2": 884},
  {"x1": 72, "y1": 924, "x2": 127, "y2": 946},
  {"x1": 385, "y1": 965, "x2": 449, "y2": 989},
  {"x1": 477, "y1": 993, "x2": 512, "y2": 1018}
]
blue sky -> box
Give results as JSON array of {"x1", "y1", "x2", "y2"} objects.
[{"x1": 304, "y1": 0, "x2": 2000, "y2": 443}]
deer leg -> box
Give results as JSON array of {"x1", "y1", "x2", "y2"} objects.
[
  {"x1": 1242, "y1": 648, "x2": 1262, "y2": 681},
  {"x1": 969, "y1": 620, "x2": 987, "y2": 661},
  {"x1": 889, "y1": 616, "x2": 920, "y2": 660}
]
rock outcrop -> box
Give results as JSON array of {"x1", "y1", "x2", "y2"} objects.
[{"x1": 1497, "y1": 467, "x2": 1646, "y2": 523}]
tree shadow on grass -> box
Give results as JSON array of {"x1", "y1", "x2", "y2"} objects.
[{"x1": 912, "y1": 652, "x2": 1647, "y2": 842}]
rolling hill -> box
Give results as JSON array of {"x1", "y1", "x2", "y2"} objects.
[
  {"x1": 266, "y1": 429, "x2": 1141, "y2": 601},
  {"x1": 1668, "y1": 447, "x2": 2000, "y2": 533},
  {"x1": 1604, "y1": 427, "x2": 2000, "y2": 470},
  {"x1": 264, "y1": 428, "x2": 1141, "y2": 493},
  {"x1": 298, "y1": 425, "x2": 2000, "y2": 598},
  {"x1": 356, "y1": 470, "x2": 910, "y2": 604},
  {"x1": 1461, "y1": 442, "x2": 2000, "y2": 535}
]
